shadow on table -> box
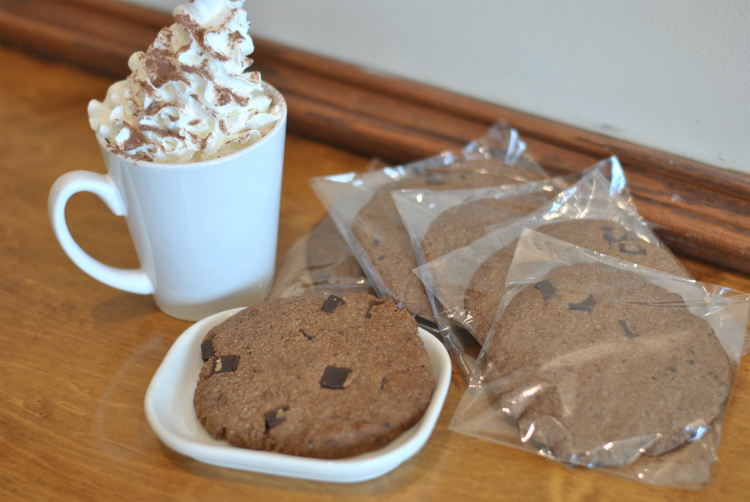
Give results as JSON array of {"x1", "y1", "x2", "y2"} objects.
[{"x1": 91, "y1": 292, "x2": 158, "y2": 323}]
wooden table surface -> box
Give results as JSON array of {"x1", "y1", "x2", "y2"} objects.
[{"x1": 1, "y1": 47, "x2": 749, "y2": 502}]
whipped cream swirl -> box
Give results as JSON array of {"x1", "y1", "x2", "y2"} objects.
[{"x1": 88, "y1": 0, "x2": 280, "y2": 163}]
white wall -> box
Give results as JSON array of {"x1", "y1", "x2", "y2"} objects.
[{"x1": 125, "y1": 0, "x2": 750, "y2": 174}]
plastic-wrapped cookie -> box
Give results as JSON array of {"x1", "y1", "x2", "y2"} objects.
[
  {"x1": 306, "y1": 216, "x2": 366, "y2": 281},
  {"x1": 421, "y1": 192, "x2": 554, "y2": 263},
  {"x1": 484, "y1": 262, "x2": 731, "y2": 467},
  {"x1": 354, "y1": 161, "x2": 547, "y2": 321},
  {"x1": 193, "y1": 293, "x2": 435, "y2": 459},
  {"x1": 465, "y1": 219, "x2": 691, "y2": 344}
]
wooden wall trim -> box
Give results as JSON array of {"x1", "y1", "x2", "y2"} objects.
[{"x1": 2, "y1": 0, "x2": 748, "y2": 274}]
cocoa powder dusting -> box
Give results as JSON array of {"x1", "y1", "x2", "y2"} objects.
[
  {"x1": 226, "y1": 131, "x2": 250, "y2": 145},
  {"x1": 142, "y1": 81, "x2": 156, "y2": 98},
  {"x1": 119, "y1": 123, "x2": 149, "y2": 151},
  {"x1": 145, "y1": 100, "x2": 170, "y2": 116},
  {"x1": 228, "y1": 31, "x2": 245, "y2": 51},
  {"x1": 143, "y1": 100, "x2": 182, "y2": 118},
  {"x1": 140, "y1": 124, "x2": 182, "y2": 139},
  {"x1": 180, "y1": 59, "x2": 212, "y2": 80},
  {"x1": 175, "y1": 12, "x2": 230, "y2": 63},
  {"x1": 246, "y1": 71, "x2": 260, "y2": 85},
  {"x1": 175, "y1": 13, "x2": 204, "y2": 42},
  {"x1": 146, "y1": 48, "x2": 189, "y2": 88},
  {"x1": 213, "y1": 84, "x2": 249, "y2": 107},
  {"x1": 188, "y1": 131, "x2": 212, "y2": 152},
  {"x1": 191, "y1": 93, "x2": 217, "y2": 118},
  {"x1": 125, "y1": 150, "x2": 154, "y2": 162},
  {"x1": 155, "y1": 27, "x2": 173, "y2": 47}
]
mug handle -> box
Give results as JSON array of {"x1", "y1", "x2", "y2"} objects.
[{"x1": 48, "y1": 170, "x2": 155, "y2": 294}]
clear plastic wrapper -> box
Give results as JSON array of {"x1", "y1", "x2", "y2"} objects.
[
  {"x1": 389, "y1": 175, "x2": 574, "y2": 364},
  {"x1": 450, "y1": 228, "x2": 748, "y2": 488},
  {"x1": 310, "y1": 121, "x2": 548, "y2": 325},
  {"x1": 414, "y1": 157, "x2": 696, "y2": 380},
  {"x1": 391, "y1": 175, "x2": 573, "y2": 266},
  {"x1": 269, "y1": 216, "x2": 375, "y2": 300}
]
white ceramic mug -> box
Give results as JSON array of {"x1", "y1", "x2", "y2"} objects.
[{"x1": 49, "y1": 84, "x2": 287, "y2": 321}]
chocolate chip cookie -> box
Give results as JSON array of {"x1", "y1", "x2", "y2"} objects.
[
  {"x1": 483, "y1": 262, "x2": 731, "y2": 467},
  {"x1": 465, "y1": 219, "x2": 690, "y2": 344},
  {"x1": 421, "y1": 192, "x2": 555, "y2": 263},
  {"x1": 306, "y1": 216, "x2": 365, "y2": 280},
  {"x1": 193, "y1": 293, "x2": 435, "y2": 459},
  {"x1": 354, "y1": 160, "x2": 547, "y2": 322}
]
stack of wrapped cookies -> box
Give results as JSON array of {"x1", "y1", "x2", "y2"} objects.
[{"x1": 305, "y1": 121, "x2": 749, "y2": 488}]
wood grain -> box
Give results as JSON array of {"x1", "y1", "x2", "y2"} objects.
[{"x1": 1, "y1": 45, "x2": 750, "y2": 502}]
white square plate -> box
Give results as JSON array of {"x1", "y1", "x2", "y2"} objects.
[{"x1": 144, "y1": 308, "x2": 452, "y2": 483}]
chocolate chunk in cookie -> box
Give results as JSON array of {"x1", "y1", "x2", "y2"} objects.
[
  {"x1": 365, "y1": 300, "x2": 385, "y2": 318},
  {"x1": 619, "y1": 242, "x2": 644, "y2": 255},
  {"x1": 619, "y1": 320, "x2": 638, "y2": 339},
  {"x1": 321, "y1": 295, "x2": 345, "y2": 313},
  {"x1": 265, "y1": 406, "x2": 290, "y2": 429},
  {"x1": 210, "y1": 355, "x2": 239, "y2": 375},
  {"x1": 535, "y1": 280, "x2": 557, "y2": 301},
  {"x1": 200, "y1": 340, "x2": 214, "y2": 362},
  {"x1": 319, "y1": 366, "x2": 353, "y2": 389},
  {"x1": 568, "y1": 294, "x2": 595, "y2": 312}
]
